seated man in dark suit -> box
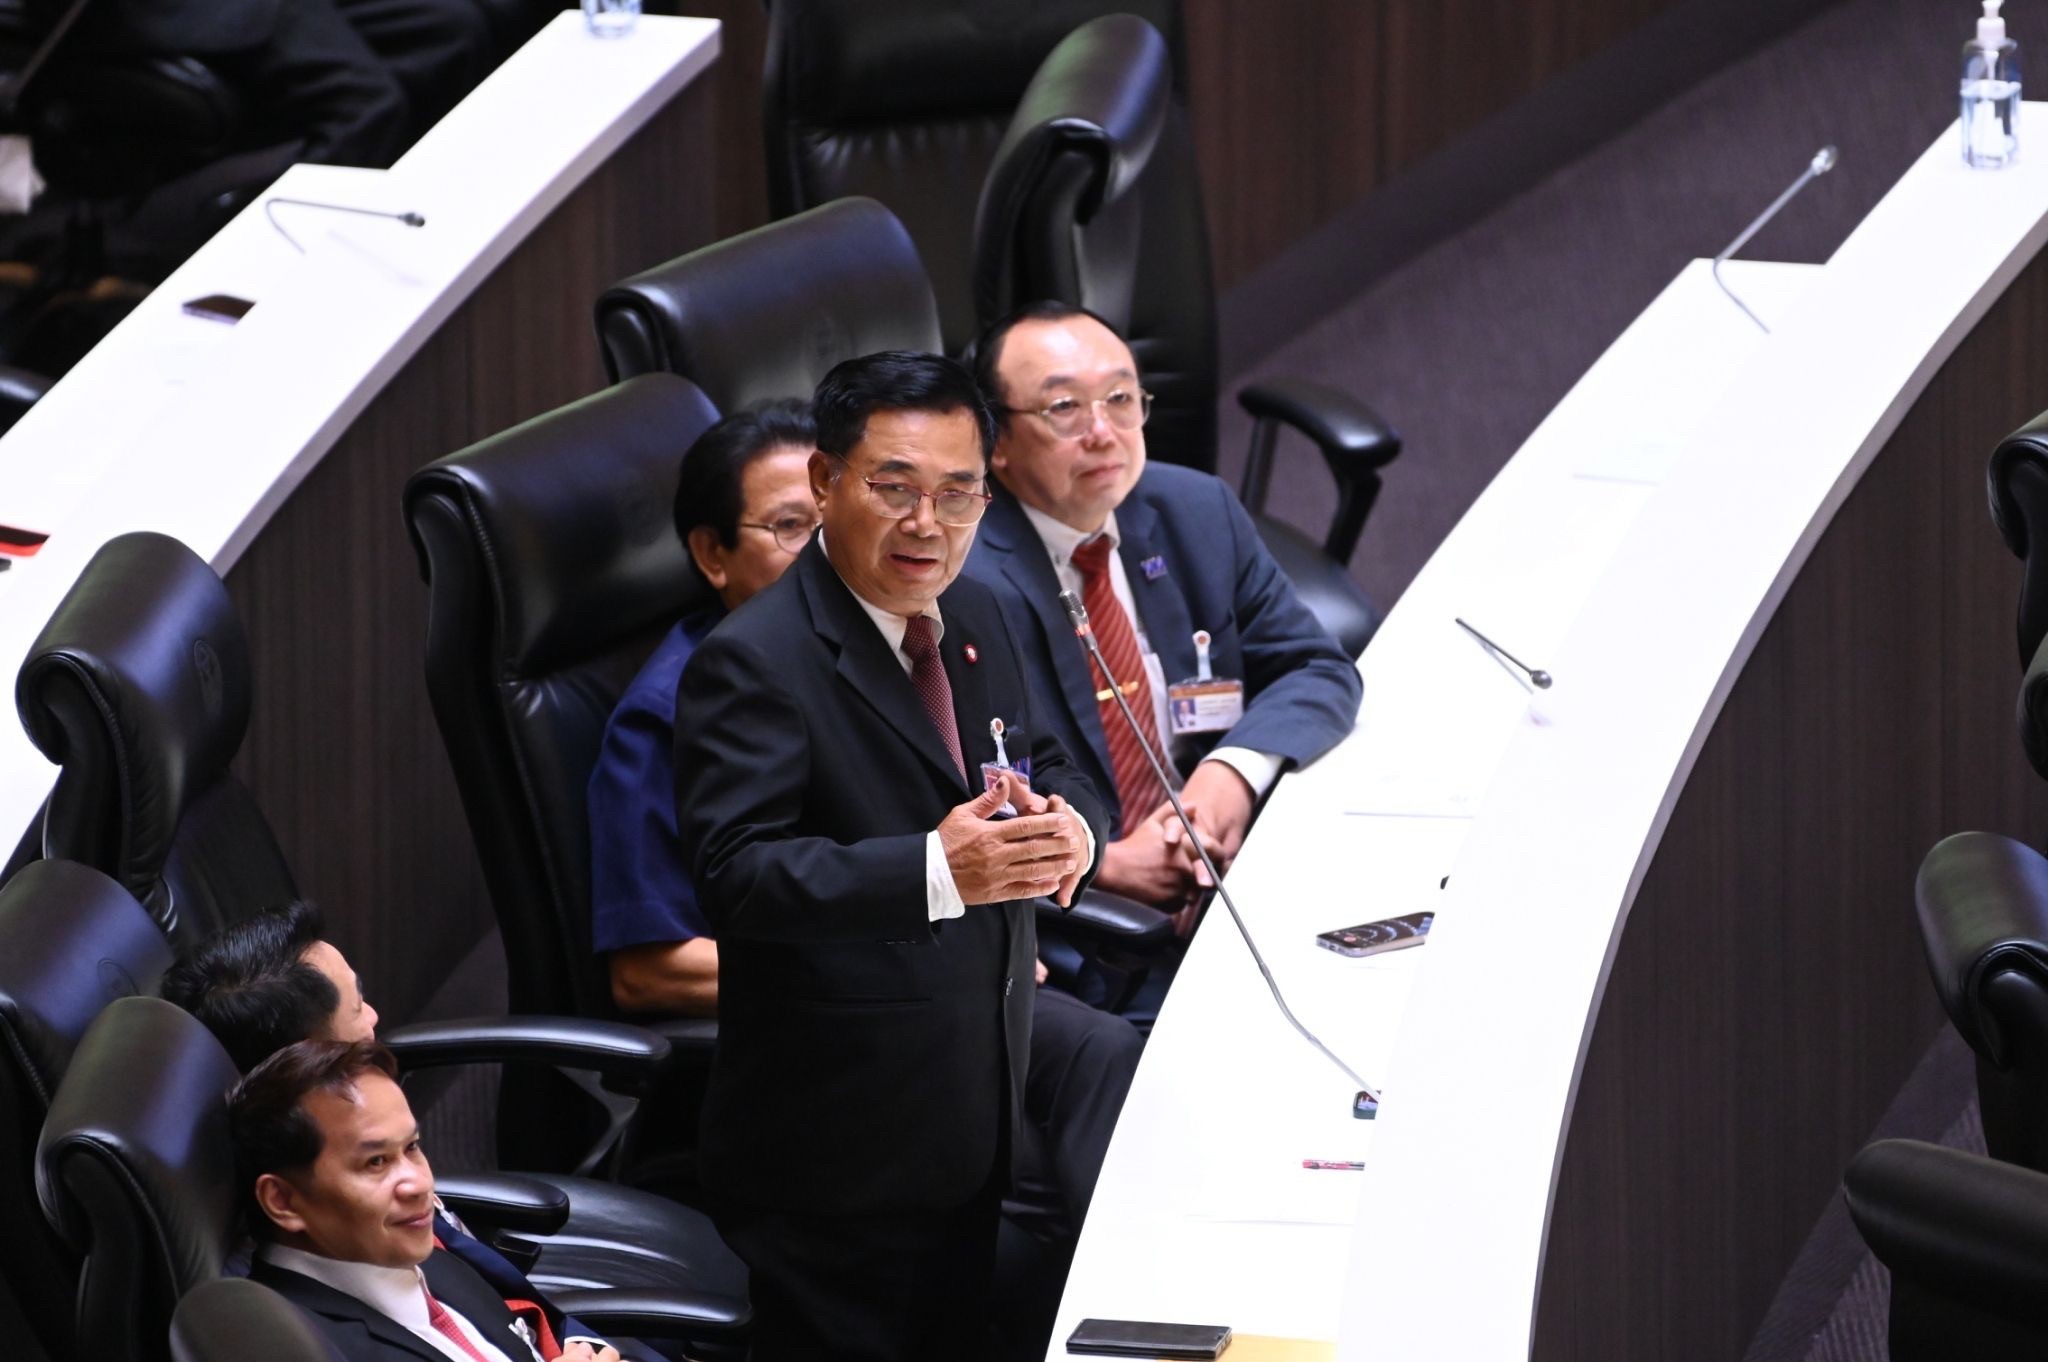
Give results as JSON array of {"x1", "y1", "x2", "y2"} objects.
[
  {"x1": 671, "y1": 352, "x2": 1109, "y2": 1360},
  {"x1": 587, "y1": 400, "x2": 1141, "y2": 1273},
  {"x1": 965, "y1": 304, "x2": 1363, "y2": 943},
  {"x1": 162, "y1": 902, "x2": 607, "y2": 1354},
  {"x1": 232, "y1": 1038, "x2": 622, "y2": 1362}
]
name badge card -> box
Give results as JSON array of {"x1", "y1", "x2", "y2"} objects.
[{"x1": 1168, "y1": 630, "x2": 1243, "y2": 735}]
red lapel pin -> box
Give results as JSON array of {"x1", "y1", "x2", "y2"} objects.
[{"x1": 963, "y1": 643, "x2": 979, "y2": 664}]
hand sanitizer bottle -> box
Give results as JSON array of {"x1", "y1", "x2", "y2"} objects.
[{"x1": 1963, "y1": 0, "x2": 2022, "y2": 168}]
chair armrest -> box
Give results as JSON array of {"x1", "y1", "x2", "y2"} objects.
[
  {"x1": 547, "y1": 1288, "x2": 752, "y2": 1343},
  {"x1": 434, "y1": 1172, "x2": 571, "y2": 1238},
  {"x1": 382, "y1": 1016, "x2": 673, "y2": 1092},
  {"x1": 1041, "y1": 887, "x2": 1173, "y2": 951},
  {"x1": 1237, "y1": 377, "x2": 1403, "y2": 565},
  {"x1": 648, "y1": 1014, "x2": 718, "y2": 1058},
  {"x1": 1913, "y1": 832, "x2": 2048, "y2": 1064},
  {"x1": 1846, "y1": 1139, "x2": 2048, "y2": 1321}
]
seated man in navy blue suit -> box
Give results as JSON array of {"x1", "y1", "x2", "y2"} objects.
[
  {"x1": 233, "y1": 1039, "x2": 622, "y2": 1362},
  {"x1": 587, "y1": 400, "x2": 1141, "y2": 1265},
  {"x1": 966, "y1": 304, "x2": 1363, "y2": 933}
]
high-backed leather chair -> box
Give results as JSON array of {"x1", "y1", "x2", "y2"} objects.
[
  {"x1": 594, "y1": 203, "x2": 1173, "y2": 998},
  {"x1": 1990, "y1": 411, "x2": 2048, "y2": 775},
  {"x1": 1846, "y1": 1138, "x2": 2048, "y2": 1362},
  {"x1": 36, "y1": 995, "x2": 242, "y2": 1362},
  {"x1": 972, "y1": 13, "x2": 1397, "y2": 656},
  {"x1": 0, "y1": 858, "x2": 172, "y2": 1361},
  {"x1": 1914, "y1": 831, "x2": 2048, "y2": 1171},
  {"x1": 13, "y1": 532, "x2": 750, "y2": 1344},
  {"x1": 171, "y1": 1279, "x2": 342, "y2": 1362}
]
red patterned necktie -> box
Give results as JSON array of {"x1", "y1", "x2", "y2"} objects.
[
  {"x1": 421, "y1": 1285, "x2": 495, "y2": 1362},
  {"x1": 1068, "y1": 535, "x2": 1167, "y2": 829},
  {"x1": 901, "y1": 614, "x2": 967, "y2": 784}
]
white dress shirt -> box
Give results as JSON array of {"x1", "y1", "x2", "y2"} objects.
[
  {"x1": 257, "y1": 1243, "x2": 523, "y2": 1362},
  {"x1": 1017, "y1": 501, "x2": 1284, "y2": 801},
  {"x1": 822, "y1": 538, "x2": 1097, "y2": 921}
]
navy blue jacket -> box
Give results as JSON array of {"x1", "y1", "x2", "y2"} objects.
[{"x1": 962, "y1": 463, "x2": 1361, "y2": 837}]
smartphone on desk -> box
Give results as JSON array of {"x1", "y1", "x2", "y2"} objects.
[
  {"x1": 182, "y1": 293, "x2": 254, "y2": 324},
  {"x1": 1317, "y1": 910, "x2": 1433, "y2": 958},
  {"x1": 1067, "y1": 1318, "x2": 1232, "y2": 1358}
]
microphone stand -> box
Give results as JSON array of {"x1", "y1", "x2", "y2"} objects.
[
  {"x1": 1712, "y1": 145, "x2": 1837, "y2": 333},
  {"x1": 1059, "y1": 590, "x2": 1383, "y2": 1115},
  {"x1": 264, "y1": 197, "x2": 428, "y2": 254}
]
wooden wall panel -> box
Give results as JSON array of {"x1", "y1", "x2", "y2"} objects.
[
  {"x1": 225, "y1": 81, "x2": 716, "y2": 1026},
  {"x1": 1531, "y1": 251, "x2": 2048, "y2": 1361}
]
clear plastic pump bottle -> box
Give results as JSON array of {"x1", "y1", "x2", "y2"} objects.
[{"x1": 1963, "y1": 0, "x2": 2022, "y2": 168}]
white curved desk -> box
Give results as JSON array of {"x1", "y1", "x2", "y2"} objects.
[{"x1": 1052, "y1": 114, "x2": 2048, "y2": 1360}]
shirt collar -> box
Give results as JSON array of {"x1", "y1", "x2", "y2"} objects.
[
  {"x1": 1018, "y1": 500, "x2": 1120, "y2": 570},
  {"x1": 258, "y1": 1242, "x2": 430, "y2": 1330},
  {"x1": 818, "y1": 529, "x2": 944, "y2": 653}
]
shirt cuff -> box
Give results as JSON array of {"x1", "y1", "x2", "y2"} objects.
[
  {"x1": 1204, "y1": 747, "x2": 1285, "y2": 800},
  {"x1": 926, "y1": 829, "x2": 966, "y2": 921}
]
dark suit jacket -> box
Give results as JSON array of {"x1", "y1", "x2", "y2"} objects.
[
  {"x1": 673, "y1": 541, "x2": 1107, "y2": 1216},
  {"x1": 962, "y1": 463, "x2": 1363, "y2": 836},
  {"x1": 251, "y1": 1248, "x2": 538, "y2": 1362}
]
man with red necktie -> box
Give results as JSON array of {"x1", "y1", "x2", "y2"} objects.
[
  {"x1": 672, "y1": 351, "x2": 1109, "y2": 1362},
  {"x1": 964, "y1": 304, "x2": 1363, "y2": 1000}
]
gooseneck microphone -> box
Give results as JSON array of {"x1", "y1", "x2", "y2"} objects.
[
  {"x1": 264, "y1": 196, "x2": 428, "y2": 254},
  {"x1": 1712, "y1": 145, "x2": 1838, "y2": 333},
  {"x1": 1059, "y1": 588, "x2": 1384, "y2": 1116},
  {"x1": 1454, "y1": 617, "x2": 1552, "y2": 690}
]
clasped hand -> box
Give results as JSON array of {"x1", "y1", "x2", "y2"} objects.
[{"x1": 938, "y1": 771, "x2": 1087, "y2": 907}]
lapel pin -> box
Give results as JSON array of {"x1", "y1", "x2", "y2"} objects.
[
  {"x1": 1141, "y1": 554, "x2": 1168, "y2": 581},
  {"x1": 963, "y1": 642, "x2": 980, "y2": 664}
]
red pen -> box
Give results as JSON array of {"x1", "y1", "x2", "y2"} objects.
[{"x1": 1301, "y1": 1159, "x2": 1366, "y2": 1171}]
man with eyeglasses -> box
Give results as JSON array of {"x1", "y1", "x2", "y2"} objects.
[
  {"x1": 967, "y1": 304, "x2": 1361, "y2": 975},
  {"x1": 670, "y1": 352, "x2": 1109, "y2": 1362}
]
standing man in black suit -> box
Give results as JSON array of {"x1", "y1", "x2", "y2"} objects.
[
  {"x1": 232, "y1": 1038, "x2": 623, "y2": 1362},
  {"x1": 674, "y1": 351, "x2": 1109, "y2": 1361}
]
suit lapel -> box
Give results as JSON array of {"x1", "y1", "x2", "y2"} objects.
[
  {"x1": 980, "y1": 493, "x2": 1116, "y2": 785},
  {"x1": 1115, "y1": 498, "x2": 1199, "y2": 686},
  {"x1": 250, "y1": 1260, "x2": 448, "y2": 1362},
  {"x1": 797, "y1": 540, "x2": 970, "y2": 793},
  {"x1": 423, "y1": 1248, "x2": 542, "y2": 1362}
]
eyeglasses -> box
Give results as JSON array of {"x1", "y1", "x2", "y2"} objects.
[
  {"x1": 739, "y1": 515, "x2": 820, "y2": 553},
  {"x1": 827, "y1": 462, "x2": 993, "y2": 526},
  {"x1": 1008, "y1": 387, "x2": 1153, "y2": 440}
]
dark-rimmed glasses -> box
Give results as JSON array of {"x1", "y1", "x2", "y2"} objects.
[{"x1": 738, "y1": 515, "x2": 820, "y2": 553}]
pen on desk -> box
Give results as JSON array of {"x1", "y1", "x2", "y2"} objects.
[{"x1": 1301, "y1": 1159, "x2": 1366, "y2": 1171}]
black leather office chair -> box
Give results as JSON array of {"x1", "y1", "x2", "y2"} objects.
[
  {"x1": 1915, "y1": 831, "x2": 2048, "y2": 1173},
  {"x1": 13, "y1": 532, "x2": 750, "y2": 1345},
  {"x1": 971, "y1": 13, "x2": 1396, "y2": 657},
  {"x1": 1845, "y1": 1138, "x2": 2048, "y2": 1361},
  {"x1": 1990, "y1": 411, "x2": 2048, "y2": 776},
  {"x1": 171, "y1": 1279, "x2": 342, "y2": 1362},
  {"x1": 594, "y1": 201, "x2": 1173, "y2": 998}
]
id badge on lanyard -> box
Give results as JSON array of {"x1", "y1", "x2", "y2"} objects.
[{"x1": 1167, "y1": 630, "x2": 1243, "y2": 735}]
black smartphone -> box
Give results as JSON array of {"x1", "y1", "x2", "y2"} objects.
[
  {"x1": 1317, "y1": 910, "x2": 1433, "y2": 957},
  {"x1": 1067, "y1": 1318, "x2": 1232, "y2": 1358},
  {"x1": 181, "y1": 293, "x2": 255, "y2": 324},
  {"x1": 0, "y1": 522, "x2": 49, "y2": 557}
]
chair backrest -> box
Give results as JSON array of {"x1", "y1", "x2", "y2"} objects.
[
  {"x1": 596, "y1": 196, "x2": 943, "y2": 406},
  {"x1": 37, "y1": 995, "x2": 242, "y2": 1362},
  {"x1": 15, "y1": 531, "x2": 297, "y2": 948},
  {"x1": 0, "y1": 858, "x2": 172, "y2": 1360},
  {"x1": 762, "y1": 0, "x2": 1187, "y2": 359},
  {"x1": 403, "y1": 374, "x2": 722, "y2": 1020},
  {"x1": 1989, "y1": 410, "x2": 2048, "y2": 667},
  {"x1": 971, "y1": 11, "x2": 1219, "y2": 473},
  {"x1": 1915, "y1": 831, "x2": 2048, "y2": 1171},
  {"x1": 172, "y1": 1278, "x2": 343, "y2": 1362}
]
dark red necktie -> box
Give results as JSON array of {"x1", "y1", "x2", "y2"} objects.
[
  {"x1": 422, "y1": 1285, "x2": 495, "y2": 1362},
  {"x1": 901, "y1": 614, "x2": 967, "y2": 784},
  {"x1": 1068, "y1": 535, "x2": 1167, "y2": 828}
]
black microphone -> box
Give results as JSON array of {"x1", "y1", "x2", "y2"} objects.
[
  {"x1": 1454, "y1": 617, "x2": 1552, "y2": 690},
  {"x1": 1058, "y1": 588, "x2": 1384, "y2": 1117},
  {"x1": 264, "y1": 196, "x2": 428, "y2": 254}
]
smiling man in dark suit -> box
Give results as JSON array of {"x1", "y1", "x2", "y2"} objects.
[
  {"x1": 673, "y1": 350, "x2": 1108, "y2": 1361},
  {"x1": 966, "y1": 305, "x2": 1362, "y2": 944},
  {"x1": 232, "y1": 1038, "x2": 622, "y2": 1362}
]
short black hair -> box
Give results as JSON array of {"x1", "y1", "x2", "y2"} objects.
[
  {"x1": 969, "y1": 301, "x2": 1127, "y2": 431},
  {"x1": 159, "y1": 901, "x2": 341, "y2": 1073},
  {"x1": 228, "y1": 1038, "x2": 400, "y2": 1241},
  {"x1": 812, "y1": 350, "x2": 996, "y2": 465},
  {"x1": 672, "y1": 398, "x2": 817, "y2": 571}
]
